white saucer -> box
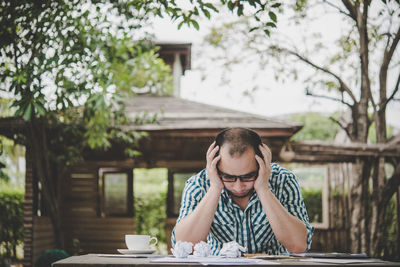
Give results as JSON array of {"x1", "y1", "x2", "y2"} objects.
[{"x1": 117, "y1": 249, "x2": 156, "y2": 254}]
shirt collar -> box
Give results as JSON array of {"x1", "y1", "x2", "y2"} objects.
[{"x1": 221, "y1": 188, "x2": 234, "y2": 210}]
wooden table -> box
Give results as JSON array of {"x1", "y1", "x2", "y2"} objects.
[{"x1": 52, "y1": 254, "x2": 400, "y2": 267}]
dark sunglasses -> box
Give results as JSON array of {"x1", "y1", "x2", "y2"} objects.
[{"x1": 217, "y1": 167, "x2": 258, "y2": 183}]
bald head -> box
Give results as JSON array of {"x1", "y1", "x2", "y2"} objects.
[{"x1": 215, "y1": 128, "x2": 263, "y2": 158}]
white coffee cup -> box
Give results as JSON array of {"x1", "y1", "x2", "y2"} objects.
[{"x1": 125, "y1": 234, "x2": 158, "y2": 250}]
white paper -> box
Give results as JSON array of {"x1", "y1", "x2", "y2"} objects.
[
  {"x1": 193, "y1": 241, "x2": 211, "y2": 257},
  {"x1": 151, "y1": 256, "x2": 280, "y2": 265},
  {"x1": 300, "y1": 258, "x2": 385, "y2": 264},
  {"x1": 96, "y1": 254, "x2": 168, "y2": 258},
  {"x1": 171, "y1": 241, "x2": 193, "y2": 258},
  {"x1": 220, "y1": 241, "x2": 247, "y2": 258}
]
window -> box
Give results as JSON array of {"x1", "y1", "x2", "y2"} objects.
[
  {"x1": 167, "y1": 170, "x2": 196, "y2": 217},
  {"x1": 98, "y1": 168, "x2": 133, "y2": 217},
  {"x1": 281, "y1": 163, "x2": 329, "y2": 229}
]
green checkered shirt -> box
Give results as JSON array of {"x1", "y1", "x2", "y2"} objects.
[{"x1": 171, "y1": 163, "x2": 314, "y2": 255}]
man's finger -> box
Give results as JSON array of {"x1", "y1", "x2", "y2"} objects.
[
  {"x1": 260, "y1": 144, "x2": 271, "y2": 163},
  {"x1": 211, "y1": 154, "x2": 221, "y2": 168},
  {"x1": 255, "y1": 154, "x2": 265, "y2": 173},
  {"x1": 207, "y1": 145, "x2": 219, "y2": 162},
  {"x1": 206, "y1": 141, "x2": 216, "y2": 156}
]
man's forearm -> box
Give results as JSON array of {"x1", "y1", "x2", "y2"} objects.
[
  {"x1": 174, "y1": 186, "x2": 222, "y2": 244},
  {"x1": 256, "y1": 187, "x2": 308, "y2": 253}
]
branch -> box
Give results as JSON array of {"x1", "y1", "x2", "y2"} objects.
[
  {"x1": 329, "y1": 116, "x2": 353, "y2": 139},
  {"x1": 341, "y1": 0, "x2": 357, "y2": 21},
  {"x1": 380, "y1": 26, "x2": 400, "y2": 110},
  {"x1": 306, "y1": 88, "x2": 352, "y2": 107},
  {"x1": 380, "y1": 166, "x2": 400, "y2": 210},
  {"x1": 382, "y1": 71, "x2": 400, "y2": 111},
  {"x1": 323, "y1": 0, "x2": 352, "y2": 18},
  {"x1": 274, "y1": 46, "x2": 358, "y2": 103}
]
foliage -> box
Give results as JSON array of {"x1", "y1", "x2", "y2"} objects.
[
  {"x1": 134, "y1": 0, "x2": 281, "y2": 34},
  {"x1": 380, "y1": 196, "x2": 398, "y2": 261},
  {"x1": 0, "y1": 169, "x2": 10, "y2": 183},
  {"x1": 133, "y1": 168, "x2": 168, "y2": 254},
  {"x1": 0, "y1": 0, "x2": 173, "y2": 155},
  {"x1": 286, "y1": 112, "x2": 340, "y2": 142},
  {"x1": 287, "y1": 112, "x2": 395, "y2": 143},
  {"x1": 301, "y1": 188, "x2": 322, "y2": 223},
  {"x1": 134, "y1": 193, "x2": 167, "y2": 254},
  {"x1": 34, "y1": 249, "x2": 69, "y2": 267},
  {"x1": 0, "y1": 187, "x2": 24, "y2": 260}
]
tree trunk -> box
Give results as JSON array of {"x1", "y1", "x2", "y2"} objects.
[
  {"x1": 28, "y1": 118, "x2": 64, "y2": 249},
  {"x1": 349, "y1": 159, "x2": 364, "y2": 252},
  {"x1": 368, "y1": 157, "x2": 385, "y2": 256}
]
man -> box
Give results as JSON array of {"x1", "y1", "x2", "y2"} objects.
[{"x1": 171, "y1": 128, "x2": 314, "y2": 255}]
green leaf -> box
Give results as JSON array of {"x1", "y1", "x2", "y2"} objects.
[
  {"x1": 203, "y1": 9, "x2": 211, "y2": 19},
  {"x1": 23, "y1": 103, "x2": 32, "y2": 121},
  {"x1": 249, "y1": 27, "x2": 259, "y2": 32},
  {"x1": 33, "y1": 102, "x2": 46, "y2": 116},
  {"x1": 204, "y1": 3, "x2": 218, "y2": 12},
  {"x1": 191, "y1": 20, "x2": 200, "y2": 30},
  {"x1": 227, "y1": 1, "x2": 234, "y2": 10},
  {"x1": 268, "y1": 11, "x2": 277, "y2": 22},
  {"x1": 177, "y1": 20, "x2": 185, "y2": 29},
  {"x1": 237, "y1": 5, "x2": 244, "y2": 16},
  {"x1": 266, "y1": 22, "x2": 277, "y2": 28},
  {"x1": 124, "y1": 148, "x2": 142, "y2": 157}
]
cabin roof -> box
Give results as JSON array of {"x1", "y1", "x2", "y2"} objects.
[
  {"x1": 0, "y1": 95, "x2": 303, "y2": 139},
  {"x1": 125, "y1": 95, "x2": 302, "y2": 136}
]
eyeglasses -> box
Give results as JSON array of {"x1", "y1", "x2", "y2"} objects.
[{"x1": 217, "y1": 167, "x2": 258, "y2": 183}]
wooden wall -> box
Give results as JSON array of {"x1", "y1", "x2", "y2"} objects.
[
  {"x1": 62, "y1": 166, "x2": 134, "y2": 254},
  {"x1": 311, "y1": 229, "x2": 349, "y2": 252},
  {"x1": 24, "y1": 147, "x2": 57, "y2": 266},
  {"x1": 32, "y1": 216, "x2": 56, "y2": 262},
  {"x1": 23, "y1": 146, "x2": 34, "y2": 267}
]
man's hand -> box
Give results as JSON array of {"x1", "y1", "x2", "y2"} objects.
[
  {"x1": 206, "y1": 141, "x2": 224, "y2": 191},
  {"x1": 254, "y1": 143, "x2": 272, "y2": 193}
]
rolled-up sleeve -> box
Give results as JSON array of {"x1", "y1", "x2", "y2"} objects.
[{"x1": 281, "y1": 172, "x2": 315, "y2": 251}]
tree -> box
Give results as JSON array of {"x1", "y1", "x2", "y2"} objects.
[
  {"x1": 198, "y1": 0, "x2": 400, "y2": 257},
  {"x1": 0, "y1": 0, "x2": 175, "y2": 248}
]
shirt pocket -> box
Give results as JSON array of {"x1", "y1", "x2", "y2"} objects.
[
  {"x1": 252, "y1": 214, "x2": 274, "y2": 251},
  {"x1": 211, "y1": 212, "x2": 237, "y2": 243}
]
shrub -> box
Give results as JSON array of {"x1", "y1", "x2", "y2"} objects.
[
  {"x1": 0, "y1": 189, "x2": 24, "y2": 260},
  {"x1": 134, "y1": 192, "x2": 167, "y2": 252},
  {"x1": 34, "y1": 249, "x2": 69, "y2": 267},
  {"x1": 302, "y1": 188, "x2": 322, "y2": 223}
]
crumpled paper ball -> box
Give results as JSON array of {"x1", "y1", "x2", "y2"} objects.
[
  {"x1": 220, "y1": 241, "x2": 246, "y2": 258},
  {"x1": 193, "y1": 241, "x2": 211, "y2": 257},
  {"x1": 171, "y1": 241, "x2": 193, "y2": 258}
]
